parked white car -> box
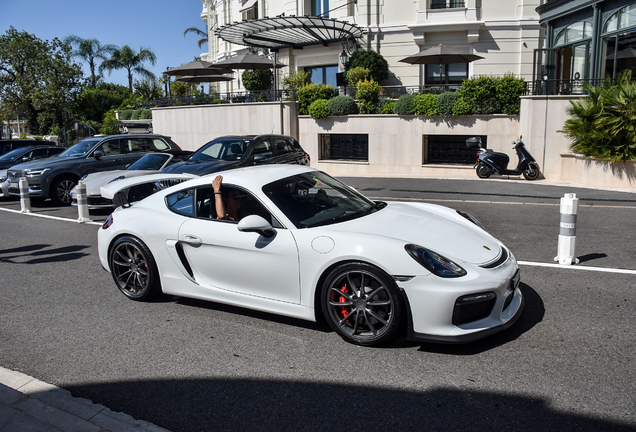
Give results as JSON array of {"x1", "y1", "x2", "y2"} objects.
[
  {"x1": 70, "y1": 151, "x2": 192, "y2": 209},
  {"x1": 98, "y1": 165, "x2": 523, "y2": 346}
]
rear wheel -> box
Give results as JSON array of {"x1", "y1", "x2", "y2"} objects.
[
  {"x1": 109, "y1": 236, "x2": 160, "y2": 301},
  {"x1": 49, "y1": 176, "x2": 76, "y2": 206},
  {"x1": 476, "y1": 162, "x2": 494, "y2": 179},
  {"x1": 321, "y1": 263, "x2": 403, "y2": 346},
  {"x1": 523, "y1": 162, "x2": 541, "y2": 180}
]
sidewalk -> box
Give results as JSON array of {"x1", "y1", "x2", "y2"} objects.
[{"x1": 0, "y1": 367, "x2": 169, "y2": 432}]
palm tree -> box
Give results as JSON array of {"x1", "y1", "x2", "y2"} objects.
[
  {"x1": 184, "y1": 27, "x2": 208, "y2": 49},
  {"x1": 100, "y1": 45, "x2": 157, "y2": 93},
  {"x1": 64, "y1": 35, "x2": 117, "y2": 87}
]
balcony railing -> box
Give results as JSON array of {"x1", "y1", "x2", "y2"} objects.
[
  {"x1": 430, "y1": 0, "x2": 465, "y2": 9},
  {"x1": 524, "y1": 79, "x2": 606, "y2": 96}
]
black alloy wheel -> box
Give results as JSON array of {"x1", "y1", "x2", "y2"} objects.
[
  {"x1": 109, "y1": 236, "x2": 160, "y2": 301},
  {"x1": 321, "y1": 262, "x2": 403, "y2": 346},
  {"x1": 50, "y1": 176, "x2": 77, "y2": 206}
]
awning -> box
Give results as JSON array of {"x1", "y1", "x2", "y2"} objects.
[
  {"x1": 215, "y1": 15, "x2": 365, "y2": 51},
  {"x1": 239, "y1": 0, "x2": 257, "y2": 13}
]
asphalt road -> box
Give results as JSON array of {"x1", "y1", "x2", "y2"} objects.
[{"x1": 0, "y1": 177, "x2": 635, "y2": 432}]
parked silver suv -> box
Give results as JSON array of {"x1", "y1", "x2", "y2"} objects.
[{"x1": 7, "y1": 134, "x2": 180, "y2": 205}]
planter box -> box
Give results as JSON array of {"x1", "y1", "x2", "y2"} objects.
[{"x1": 560, "y1": 153, "x2": 636, "y2": 190}]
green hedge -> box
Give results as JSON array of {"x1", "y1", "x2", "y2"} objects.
[
  {"x1": 414, "y1": 94, "x2": 440, "y2": 116},
  {"x1": 393, "y1": 94, "x2": 416, "y2": 115},
  {"x1": 328, "y1": 95, "x2": 358, "y2": 116},
  {"x1": 298, "y1": 83, "x2": 335, "y2": 115},
  {"x1": 308, "y1": 99, "x2": 329, "y2": 119}
]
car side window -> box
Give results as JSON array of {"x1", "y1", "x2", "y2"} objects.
[
  {"x1": 194, "y1": 186, "x2": 282, "y2": 227},
  {"x1": 151, "y1": 138, "x2": 170, "y2": 151},
  {"x1": 274, "y1": 137, "x2": 294, "y2": 155},
  {"x1": 99, "y1": 139, "x2": 123, "y2": 156},
  {"x1": 166, "y1": 189, "x2": 195, "y2": 217},
  {"x1": 30, "y1": 148, "x2": 50, "y2": 160},
  {"x1": 250, "y1": 139, "x2": 274, "y2": 159}
]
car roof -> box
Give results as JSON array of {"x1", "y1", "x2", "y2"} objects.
[{"x1": 179, "y1": 165, "x2": 318, "y2": 191}]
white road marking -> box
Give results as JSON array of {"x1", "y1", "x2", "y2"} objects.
[
  {"x1": 0, "y1": 206, "x2": 103, "y2": 226},
  {"x1": 518, "y1": 261, "x2": 636, "y2": 274}
]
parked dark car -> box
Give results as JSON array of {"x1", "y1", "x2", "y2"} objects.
[
  {"x1": 0, "y1": 140, "x2": 53, "y2": 156},
  {"x1": 0, "y1": 146, "x2": 65, "y2": 170},
  {"x1": 7, "y1": 134, "x2": 181, "y2": 206},
  {"x1": 162, "y1": 134, "x2": 310, "y2": 176}
]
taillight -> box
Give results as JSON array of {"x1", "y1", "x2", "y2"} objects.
[
  {"x1": 306, "y1": 153, "x2": 311, "y2": 162},
  {"x1": 102, "y1": 214, "x2": 113, "y2": 229}
]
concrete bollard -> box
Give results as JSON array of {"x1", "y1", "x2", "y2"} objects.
[
  {"x1": 554, "y1": 193, "x2": 580, "y2": 265},
  {"x1": 75, "y1": 181, "x2": 91, "y2": 223},
  {"x1": 19, "y1": 177, "x2": 31, "y2": 214}
]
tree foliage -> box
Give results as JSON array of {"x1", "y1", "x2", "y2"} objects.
[
  {"x1": 65, "y1": 35, "x2": 117, "y2": 88},
  {"x1": 242, "y1": 69, "x2": 273, "y2": 91},
  {"x1": 100, "y1": 45, "x2": 157, "y2": 92},
  {"x1": 344, "y1": 50, "x2": 389, "y2": 84},
  {"x1": 560, "y1": 71, "x2": 636, "y2": 162},
  {"x1": 356, "y1": 79, "x2": 382, "y2": 114},
  {"x1": 72, "y1": 82, "x2": 130, "y2": 122},
  {"x1": 134, "y1": 77, "x2": 163, "y2": 100},
  {"x1": 183, "y1": 26, "x2": 208, "y2": 49},
  {"x1": 0, "y1": 27, "x2": 83, "y2": 134}
]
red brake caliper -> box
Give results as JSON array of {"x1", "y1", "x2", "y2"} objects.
[{"x1": 339, "y1": 283, "x2": 349, "y2": 318}]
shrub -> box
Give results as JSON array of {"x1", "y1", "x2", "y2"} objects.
[
  {"x1": 560, "y1": 71, "x2": 636, "y2": 162},
  {"x1": 132, "y1": 108, "x2": 144, "y2": 120},
  {"x1": 308, "y1": 99, "x2": 329, "y2": 119},
  {"x1": 377, "y1": 98, "x2": 395, "y2": 114},
  {"x1": 140, "y1": 109, "x2": 152, "y2": 119},
  {"x1": 100, "y1": 109, "x2": 120, "y2": 135},
  {"x1": 328, "y1": 95, "x2": 358, "y2": 116},
  {"x1": 344, "y1": 50, "x2": 389, "y2": 84},
  {"x1": 497, "y1": 73, "x2": 526, "y2": 115},
  {"x1": 356, "y1": 79, "x2": 382, "y2": 114},
  {"x1": 346, "y1": 67, "x2": 370, "y2": 87},
  {"x1": 451, "y1": 98, "x2": 472, "y2": 116},
  {"x1": 393, "y1": 94, "x2": 416, "y2": 115},
  {"x1": 119, "y1": 109, "x2": 134, "y2": 120},
  {"x1": 283, "y1": 70, "x2": 311, "y2": 90},
  {"x1": 242, "y1": 69, "x2": 273, "y2": 91},
  {"x1": 297, "y1": 83, "x2": 335, "y2": 115},
  {"x1": 414, "y1": 94, "x2": 440, "y2": 116},
  {"x1": 170, "y1": 81, "x2": 190, "y2": 97},
  {"x1": 437, "y1": 92, "x2": 458, "y2": 117}
]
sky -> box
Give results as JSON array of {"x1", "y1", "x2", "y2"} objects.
[{"x1": 0, "y1": 0, "x2": 209, "y2": 87}]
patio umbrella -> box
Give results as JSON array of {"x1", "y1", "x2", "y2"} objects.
[
  {"x1": 212, "y1": 53, "x2": 286, "y2": 70},
  {"x1": 176, "y1": 75, "x2": 234, "y2": 83},
  {"x1": 398, "y1": 44, "x2": 484, "y2": 65},
  {"x1": 164, "y1": 59, "x2": 233, "y2": 76}
]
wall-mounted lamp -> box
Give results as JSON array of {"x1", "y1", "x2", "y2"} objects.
[{"x1": 339, "y1": 49, "x2": 348, "y2": 66}]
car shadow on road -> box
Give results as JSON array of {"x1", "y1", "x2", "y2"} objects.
[
  {"x1": 0, "y1": 243, "x2": 91, "y2": 264},
  {"x1": 61, "y1": 377, "x2": 635, "y2": 432}
]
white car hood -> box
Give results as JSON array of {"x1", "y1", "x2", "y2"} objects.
[
  {"x1": 328, "y1": 202, "x2": 502, "y2": 265},
  {"x1": 100, "y1": 173, "x2": 198, "y2": 199}
]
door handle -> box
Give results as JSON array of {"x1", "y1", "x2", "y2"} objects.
[{"x1": 181, "y1": 234, "x2": 202, "y2": 246}]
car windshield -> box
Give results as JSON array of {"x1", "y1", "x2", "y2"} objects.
[
  {"x1": 58, "y1": 138, "x2": 101, "y2": 157},
  {"x1": 126, "y1": 153, "x2": 171, "y2": 171},
  {"x1": 0, "y1": 148, "x2": 29, "y2": 161},
  {"x1": 262, "y1": 172, "x2": 384, "y2": 229},
  {"x1": 189, "y1": 137, "x2": 252, "y2": 162}
]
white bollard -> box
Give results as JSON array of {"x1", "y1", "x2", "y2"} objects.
[
  {"x1": 554, "y1": 193, "x2": 580, "y2": 265},
  {"x1": 19, "y1": 177, "x2": 31, "y2": 214},
  {"x1": 75, "y1": 180, "x2": 91, "y2": 223}
]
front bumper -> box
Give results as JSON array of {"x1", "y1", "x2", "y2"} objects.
[
  {"x1": 399, "y1": 255, "x2": 523, "y2": 343},
  {"x1": 70, "y1": 193, "x2": 115, "y2": 209}
]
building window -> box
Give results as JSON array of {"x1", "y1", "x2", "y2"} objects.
[
  {"x1": 312, "y1": 0, "x2": 330, "y2": 17},
  {"x1": 306, "y1": 65, "x2": 338, "y2": 88},
  {"x1": 425, "y1": 63, "x2": 468, "y2": 85},
  {"x1": 320, "y1": 134, "x2": 368, "y2": 161},
  {"x1": 555, "y1": 21, "x2": 592, "y2": 46},
  {"x1": 430, "y1": 0, "x2": 465, "y2": 9},
  {"x1": 604, "y1": 4, "x2": 636, "y2": 33},
  {"x1": 423, "y1": 135, "x2": 482, "y2": 165},
  {"x1": 603, "y1": 4, "x2": 636, "y2": 80}
]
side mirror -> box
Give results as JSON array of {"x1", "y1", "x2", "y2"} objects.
[
  {"x1": 94, "y1": 150, "x2": 104, "y2": 160},
  {"x1": 237, "y1": 215, "x2": 275, "y2": 238},
  {"x1": 252, "y1": 154, "x2": 267, "y2": 163}
]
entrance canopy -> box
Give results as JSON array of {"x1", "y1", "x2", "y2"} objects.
[{"x1": 215, "y1": 15, "x2": 365, "y2": 51}]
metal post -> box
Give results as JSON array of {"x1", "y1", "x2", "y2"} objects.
[
  {"x1": 75, "y1": 181, "x2": 91, "y2": 223},
  {"x1": 554, "y1": 193, "x2": 580, "y2": 265},
  {"x1": 19, "y1": 177, "x2": 31, "y2": 213}
]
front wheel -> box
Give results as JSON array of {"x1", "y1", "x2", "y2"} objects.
[
  {"x1": 476, "y1": 162, "x2": 494, "y2": 179},
  {"x1": 523, "y1": 162, "x2": 541, "y2": 180},
  {"x1": 109, "y1": 236, "x2": 161, "y2": 301},
  {"x1": 321, "y1": 263, "x2": 404, "y2": 346},
  {"x1": 49, "y1": 176, "x2": 77, "y2": 206}
]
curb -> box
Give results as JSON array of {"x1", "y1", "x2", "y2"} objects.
[{"x1": 0, "y1": 366, "x2": 170, "y2": 432}]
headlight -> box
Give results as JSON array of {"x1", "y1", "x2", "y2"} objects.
[
  {"x1": 108, "y1": 175, "x2": 125, "y2": 183},
  {"x1": 456, "y1": 210, "x2": 486, "y2": 231},
  {"x1": 24, "y1": 168, "x2": 50, "y2": 176},
  {"x1": 0, "y1": 176, "x2": 6, "y2": 182},
  {"x1": 405, "y1": 244, "x2": 467, "y2": 278}
]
